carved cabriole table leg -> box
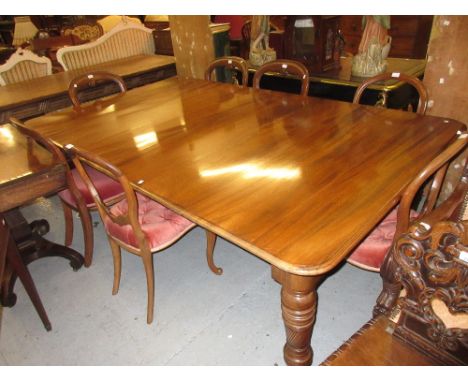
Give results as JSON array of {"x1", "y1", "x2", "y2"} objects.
[{"x1": 271, "y1": 266, "x2": 324, "y2": 366}]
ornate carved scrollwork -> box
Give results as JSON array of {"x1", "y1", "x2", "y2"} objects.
[{"x1": 392, "y1": 218, "x2": 468, "y2": 364}]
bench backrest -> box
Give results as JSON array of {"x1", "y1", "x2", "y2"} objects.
[
  {"x1": 0, "y1": 48, "x2": 52, "y2": 86},
  {"x1": 57, "y1": 22, "x2": 155, "y2": 71}
]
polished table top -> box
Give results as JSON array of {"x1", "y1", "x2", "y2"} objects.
[
  {"x1": 0, "y1": 54, "x2": 175, "y2": 110},
  {"x1": 0, "y1": 124, "x2": 55, "y2": 189},
  {"x1": 26, "y1": 77, "x2": 464, "y2": 275}
]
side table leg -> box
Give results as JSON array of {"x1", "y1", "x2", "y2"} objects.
[
  {"x1": 271, "y1": 266, "x2": 324, "y2": 366},
  {"x1": 4, "y1": 225, "x2": 52, "y2": 331}
]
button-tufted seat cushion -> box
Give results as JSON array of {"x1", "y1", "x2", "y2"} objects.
[
  {"x1": 348, "y1": 206, "x2": 418, "y2": 272},
  {"x1": 59, "y1": 163, "x2": 124, "y2": 208},
  {"x1": 104, "y1": 192, "x2": 196, "y2": 251}
]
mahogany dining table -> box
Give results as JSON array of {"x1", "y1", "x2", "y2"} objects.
[{"x1": 25, "y1": 76, "x2": 465, "y2": 365}]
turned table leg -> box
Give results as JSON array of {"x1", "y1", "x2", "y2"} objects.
[{"x1": 271, "y1": 266, "x2": 324, "y2": 366}]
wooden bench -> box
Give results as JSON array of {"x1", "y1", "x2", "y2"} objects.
[
  {"x1": 56, "y1": 21, "x2": 155, "y2": 71},
  {"x1": 321, "y1": 167, "x2": 468, "y2": 366}
]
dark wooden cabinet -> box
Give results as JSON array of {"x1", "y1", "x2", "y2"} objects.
[{"x1": 340, "y1": 16, "x2": 433, "y2": 59}]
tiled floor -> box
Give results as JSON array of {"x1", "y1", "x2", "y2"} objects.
[{"x1": 0, "y1": 196, "x2": 381, "y2": 365}]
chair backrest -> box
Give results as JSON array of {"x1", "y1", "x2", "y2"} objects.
[
  {"x1": 9, "y1": 118, "x2": 88, "y2": 210},
  {"x1": 353, "y1": 72, "x2": 429, "y2": 114},
  {"x1": 56, "y1": 21, "x2": 154, "y2": 71},
  {"x1": 64, "y1": 144, "x2": 150, "y2": 253},
  {"x1": 68, "y1": 71, "x2": 127, "y2": 109},
  {"x1": 394, "y1": 131, "x2": 468, "y2": 241},
  {"x1": 390, "y1": 180, "x2": 468, "y2": 365},
  {"x1": 204, "y1": 56, "x2": 249, "y2": 87},
  {"x1": 0, "y1": 48, "x2": 52, "y2": 86},
  {"x1": 61, "y1": 22, "x2": 103, "y2": 42},
  {"x1": 252, "y1": 59, "x2": 310, "y2": 97}
]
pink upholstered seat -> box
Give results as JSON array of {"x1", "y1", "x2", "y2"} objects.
[
  {"x1": 348, "y1": 206, "x2": 418, "y2": 272},
  {"x1": 104, "y1": 192, "x2": 196, "y2": 251},
  {"x1": 59, "y1": 164, "x2": 124, "y2": 208}
]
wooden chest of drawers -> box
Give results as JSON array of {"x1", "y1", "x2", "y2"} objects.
[{"x1": 340, "y1": 16, "x2": 433, "y2": 59}]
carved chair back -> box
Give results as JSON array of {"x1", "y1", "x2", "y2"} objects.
[
  {"x1": 390, "y1": 173, "x2": 468, "y2": 365},
  {"x1": 68, "y1": 71, "x2": 127, "y2": 109},
  {"x1": 64, "y1": 144, "x2": 150, "y2": 255},
  {"x1": 253, "y1": 59, "x2": 310, "y2": 97},
  {"x1": 353, "y1": 72, "x2": 429, "y2": 114},
  {"x1": 205, "y1": 56, "x2": 249, "y2": 87},
  {"x1": 0, "y1": 48, "x2": 52, "y2": 86},
  {"x1": 61, "y1": 22, "x2": 103, "y2": 42}
]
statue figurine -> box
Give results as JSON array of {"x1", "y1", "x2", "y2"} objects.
[
  {"x1": 249, "y1": 16, "x2": 276, "y2": 67},
  {"x1": 352, "y1": 16, "x2": 392, "y2": 77}
]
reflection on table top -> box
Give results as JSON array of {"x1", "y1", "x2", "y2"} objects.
[
  {"x1": 26, "y1": 77, "x2": 463, "y2": 275},
  {"x1": 0, "y1": 54, "x2": 175, "y2": 109},
  {"x1": 0, "y1": 124, "x2": 55, "y2": 187}
]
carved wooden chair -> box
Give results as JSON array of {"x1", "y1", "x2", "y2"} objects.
[
  {"x1": 68, "y1": 71, "x2": 127, "y2": 110},
  {"x1": 347, "y1": 132, "x2": 468, "y2": 318},
  {"x1": 322, "y1": 175, "x2": 468, "y2": 365},
  {"x1": 65, "y1": 144, "x2": 206, "y2": 324},
  {"x1": 205, "y1": 56, "x2": 249, "y2": 87},
  {"x1": 353, "y1": 72, "x2": 429, "y2": 114},
  {"x1": 9, "y1": 118, "x2": 94, "y2": 267},
  {"x1": 0, "y1": 47, "x2": 52, "y2": 86},
  {"x1": 252, "y1": 59, "x2": 310, "y2": 97}
]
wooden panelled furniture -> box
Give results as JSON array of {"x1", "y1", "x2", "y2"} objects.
[
  {"x1": 340, "y1": 16, "x2": 434, "y2": 59},
  {"x1": 0, "y1": 54, "x2": 176, "y2": 124},
  {"x1": 322, "y1": 164, "x2": 468, "y2": 365},
  {"x1": 0, "y1": 122, "x2": 84, "y2": 330},
  {"x1": 0, "y1": 48, "x2": 52, "y2": 86},
  {"x1": 56, "y1": 21, "x2": 155, "y2": 71},
  {"x1": 26, "y1": 76, "x2": 466, "y2": 365}
]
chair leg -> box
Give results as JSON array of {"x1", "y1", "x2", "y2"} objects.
[
  {"x1": 75, "y1": 203, "x2": 93, "y2": 268},
  {"x1": 206, "y1": 230, "x2": 222, "y2": 275},
  {"x1": 141, "y1": 252, "x2": 155, "y2": 324},
  {"x1": 108, "y1": 238, "x2": 122, "y2": 295},
  {"x1": 61, "y1": 199, "x2": 74, "y2": 247}
]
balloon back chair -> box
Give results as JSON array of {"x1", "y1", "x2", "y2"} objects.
[
  {"x1": 68, "y1": 70, "x2": 127, "y2": 110},
  {"x1": 57, "y1": 71, "x2": 128, "y2": 266},
  {"x1": 252, "y1": 59, "x2": 310, "y2": 97},
  {"x1": 9, "y1": 118, "x2": 93, "y2": 266},
  {"x1": 205, "y1": 56, "x2": 249, "y2": 87},
  {"x1": 353, "y1": 72, "x2": 429, "y2": 115},
  {"x1": 65, "y1": 144, "x2": 207, "y2": 324}
]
